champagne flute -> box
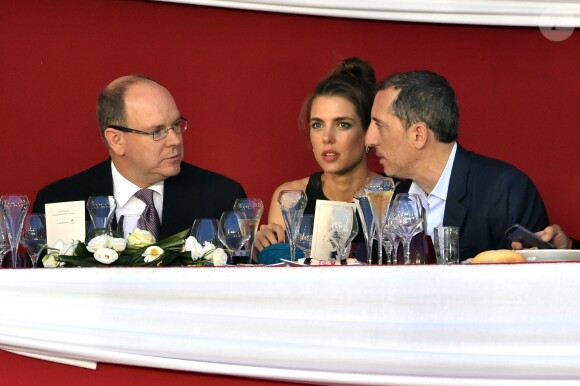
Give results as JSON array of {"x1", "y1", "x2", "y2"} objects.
[
  {"x1": 364, "y1": 177, "x2": 395, "y2": 265},
  {"x1": 296, "y1": 214, "x2": 314, "y2": 259},
  {"x1": 218, "y1": 211, "x2": 250, "y2": 265},
  {"x1": 0, "y1": 212, "x2": 11, "y2": 268},
  {"x1": 233, "y1": 198, "x2": 264, "y2": 259},
  {"x1": 0, "y1": 195, "x2": 30, "y2": 268},
  {"x1": 354, "y1": 188, "x2": 375, "y2": 264},
  {"x1": 327, "y1": 206, "x2": 359, "y2": 263},
  {"x1": 277, "y1": 190, "x2": 308, "y2": 262},
  {"x1": 20, "y1": 214, "x2": 47, "y2": 268},
  {"x1": 390, "y1": 193, "x2": 423, "y2": 264},
  {"x1": 190, "y1": 218, "x2": 220, "y2": 246}
]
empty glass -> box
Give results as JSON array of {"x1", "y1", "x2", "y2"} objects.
[
  {"x1": 390, "y1": 193, "x2": 424, "y2": 264},
  {"x1": 326, "y1": 206, "x2": 359, "y2": 263},
  {"x1": 190, "y1": 218, "x2": 220, "y2": 246},
  {"x1": 354, "y1": 188, "x2": 375, "y2": 264},
  {"x1": 0, "y1": 212, "x2": 11, "y2": 268},
  {"x1": 87, "y1": 196, "x2": 117, "y2": 239},
  {"x1": 296, "y1": 214, "x2": 314, "y2": 259},
  {"x1": 218, "y1": 211, "x2": 250, "y2": 264},
  {"x1": 0, "y1": 195, "x2": 30, "y2": 268},
  {"x1": 277, "y1": 190, "x2": 308, "y2": 262},
  {"x1": 20, "y1": 214, "x2": 47, "y2": 268}
]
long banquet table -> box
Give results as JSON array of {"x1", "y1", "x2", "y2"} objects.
[{"x1": 1, "y1": 263, "x2": 580, "y2": 385}]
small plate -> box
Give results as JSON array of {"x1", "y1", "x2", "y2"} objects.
[{"x1": 515, "y1": 249, "x2": 580, "y2": 262}]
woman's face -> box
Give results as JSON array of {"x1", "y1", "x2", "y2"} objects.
[{"x1": 309, "y1": 95, "x2": 367, "y2": 175}]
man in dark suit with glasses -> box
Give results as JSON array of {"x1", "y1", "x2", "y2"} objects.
[{"x1": 33, "y1": 75, "x2": 245, "y2": 252}]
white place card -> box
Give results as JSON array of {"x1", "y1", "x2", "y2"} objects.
[
  {"x1": 45, "y1": 201, "x2": 86, "y2": 248},
  {"x1": 310, "y1": 200, "x2": 357, "y2": 261}
]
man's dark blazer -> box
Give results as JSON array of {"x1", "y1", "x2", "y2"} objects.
[
  {"x1": 395, "y1": 145, "x2": 549, "y2": 260},
  {"x1": 33, "y1": 160, "x2": 247, "y2": 239}
]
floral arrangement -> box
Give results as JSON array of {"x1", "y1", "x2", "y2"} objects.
[{"x1": 42, "y1": 228, "x2": 228, "y2": 268}]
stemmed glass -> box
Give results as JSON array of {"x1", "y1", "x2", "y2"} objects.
[
  {"x1": 326, "y1": 206, "x2": 359, "y2": 263},
  {"x1": 233, "y1": 198, "x2": 264, "y2": 258},
  {"x1": 20, "y1": 214, "x2": 47, "y2": 268},
  {"x1": 0, "y1": 195, "x2": 30, "y2": 268},
  {"x1": 0, "y1": 212, "x2": 11, "y2": 267},
  {"x1": 354, "y1": 188, "x2": 375, "y2": 264},
  {"x1": 364, "y1": 177, "x2": 395, "y2": 265},
  {"x1": 218, "y1": 211, "x2": 250, "y2": 265},
  {"x1": 190, "y1": 218, "x2": 220, "y2": 246},
  {"x1": 86, "y1": 196, "x2": 117, "y2": 239},
  {"x1": 277, "y1": 190, "x2": 308, "y2": 262},
  {"x1": 296, "y1": 214, "x2": 314, "y2": 259},
  {"x1": 390, "y1": 193, "x2": 424, "y2": 264},
  {"x1": 383, "y1": 215, "x2": 399, "y2": 264}
]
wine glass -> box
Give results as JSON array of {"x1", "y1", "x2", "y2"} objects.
[
  {"x1": 296, "y1": 214, "x2": 314, "y2": 259},
  {"x1": 190, "y1": 218, "x2": 220, "y2": 246},
  {"x1": 326, "y1": 206, "x2": 359, "y2": 263},
  {"x1": 218, "y1": 211, "x2": 250, "y2": 265},
  {"x1": 86, "y1": 196, "x2": 117, "y2": 239},
  {"x1": 20, "y1": 214, "x2": 47, "y2": 268},
  {"x1": 382, "y1": 216, "x2": 399, "y2": 264},
  {"x1": 233, "y1": 198, "x2": 264, "y2": 258},
  {"x1": 364, "y1": 177, "x2": 395, "y2": 265},
  {"x1": 0, "y1": 195, "x2": 30, "y2": 268},
  {"x1": 390, "y1": 193, "x2": 424, "y2": 264},
  {"x1": 354, "y1": 188, "x2": 375, "y2": 264},
  {"x1": 0, "y1": 212, "x2": 11, "y2": 268},
  {"x1": 277, "y1": 190, "x2": 308, "y2": 262}
]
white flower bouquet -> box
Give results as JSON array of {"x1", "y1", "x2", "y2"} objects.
[{"x1": 42, "y1": 228, "x2": 227, "y2": 268}]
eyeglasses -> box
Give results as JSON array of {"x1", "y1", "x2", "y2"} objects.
[{"x1": 108, "y1": 117, "x2": 188, "y2": 141}]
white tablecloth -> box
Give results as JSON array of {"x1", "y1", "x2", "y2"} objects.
[{"x1": 1, "y1": 264, "x2": 580, "y2": 385}]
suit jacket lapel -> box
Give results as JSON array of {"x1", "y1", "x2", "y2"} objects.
[{"x1": 443, "y1": 145, "x2": 468, "y2": 228}]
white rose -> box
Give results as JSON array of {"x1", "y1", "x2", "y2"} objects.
[
  {"x1": 59, "y1": 240, "x2": 78, "y2": 256},
  {"x1": 127, "y1": 228, "x2": 156, "y2": 248},
  {"x1": 183, "y1": 236, "x2": 204, "y2": 260},
  {"x1": 209, "y1": 248, "x2": 227, "y2": 266},
  {"x1": 87, "y1": 234, "x2": 112, "y2": 253},
  {"x1": 142, "y1": 245, "x2": 164, "y2": 263},
  {"x1": 94, "y1": 247, "x2": 119, "y2": 264},
  {"x1": 42, "y1": 252, "x2": 64, "y2": 268},
  {"x1": 108, "y1": 237, "x2": 127, "y2": 252},
  {"x1": 201, "y1": 241, "x2": 215, "y2": 255}
]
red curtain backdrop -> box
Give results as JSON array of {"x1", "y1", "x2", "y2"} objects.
[{"x1": 1, "y1": 0, "x2": 578, "y2": 237}]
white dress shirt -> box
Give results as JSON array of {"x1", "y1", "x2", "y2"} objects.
[
  {"x1": 408, "y1": 142, "x2": 457, "y2": 237},
  {"x1": 111, "y1": 161, "x2": 164, "y2": 224}
]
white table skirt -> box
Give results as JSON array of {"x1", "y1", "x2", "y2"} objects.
[{"x1": 1, "y1": 264, "x2": 580, "y2": 385}]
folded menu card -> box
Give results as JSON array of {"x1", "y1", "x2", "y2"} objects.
[
  {"x1": 45, "y1": 201, "x2": 86, "y2": 248},
  {"x1": 310, "y1": 200, "x2": 357, "y2": 261}
]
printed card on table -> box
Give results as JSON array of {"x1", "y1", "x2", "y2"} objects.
[
  {"x1": 45, "y1": 201, "x2": 86, "y2": 248},
  {"x1": 310, "y1": 200, "x2": 357, "y2": 261}
]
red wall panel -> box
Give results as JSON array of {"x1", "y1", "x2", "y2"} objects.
[{"x1": 1, "y1": 0, "x2": 578, "y2": 236}]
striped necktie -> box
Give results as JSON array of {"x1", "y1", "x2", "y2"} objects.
[{"x1": 134, "y1": 189, "x2": 161, "y2": 240}]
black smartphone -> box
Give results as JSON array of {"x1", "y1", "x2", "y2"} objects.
[{"x1": 505, "y1": 224, "x2": 555, "y2": 249}]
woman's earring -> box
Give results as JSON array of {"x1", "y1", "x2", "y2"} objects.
[{"x1": 365, "y1": 146, "x2": 370, "y2": 154}]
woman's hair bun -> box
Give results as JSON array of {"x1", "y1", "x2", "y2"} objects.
[{"x1": 331, "y1": 57, "x2": 376, "y2": 88}]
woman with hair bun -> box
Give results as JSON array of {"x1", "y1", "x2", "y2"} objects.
[{"x1": 254, "y1": 57, "x2": 381, "y2": 260}]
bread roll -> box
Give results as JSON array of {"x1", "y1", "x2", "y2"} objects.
[{"x1": 473, "y1": 249, "x2": 525, "y2": 264}]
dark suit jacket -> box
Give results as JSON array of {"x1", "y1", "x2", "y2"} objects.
[
  {"x1": 33, "y1": 160, "x2": 246, "y2": 239},
  {"x1": 395, "y1": 145, "x2": 549, "y2": 260}
]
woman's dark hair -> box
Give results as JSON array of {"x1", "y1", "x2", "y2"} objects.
[{"x1": 300, "y1": 58, "x2": 376, "y2": 135}]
